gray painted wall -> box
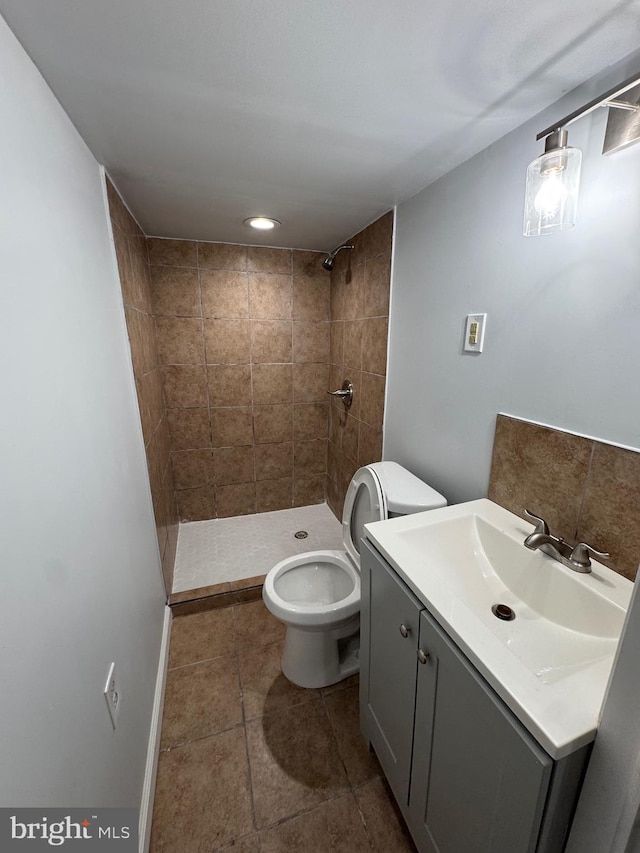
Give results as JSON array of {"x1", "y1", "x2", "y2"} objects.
[
  {"x1": 385, "y1": 49, "x2": 640, "y2": 505},
  {"x1": 0, "y1": 16, "x2": 166, "y2": 806},
  {"x1": 384, "y1": 47, "x2": 640, "y2": 853}
]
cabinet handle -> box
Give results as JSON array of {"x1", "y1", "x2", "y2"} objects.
[
  {"x1": 399, "y1": 624, "x2": 410, "y2": 638},
  {"x1": 417, "y1": 649, "x2": 430, "y2": 664}
]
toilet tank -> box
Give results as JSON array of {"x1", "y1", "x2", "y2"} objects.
[{"x1": 369, "y1": 461, "x2": 447, "y2": 517}]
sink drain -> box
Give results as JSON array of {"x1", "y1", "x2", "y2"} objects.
[
  {"x1": 294, "y1": 530, "x2": 308, "y2": 540},
  {"x1": 492, "y1": 603, "x2": 515, "y2": 621}
]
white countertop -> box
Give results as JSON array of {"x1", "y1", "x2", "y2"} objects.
[{"x1": 365, "y1": 499, "x2": 632, "y2": 760}]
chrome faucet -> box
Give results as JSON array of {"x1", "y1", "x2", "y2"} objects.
[{"x1": 522, "y1": 510, "x2": 610, "y2": 574}]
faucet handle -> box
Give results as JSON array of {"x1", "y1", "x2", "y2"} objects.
[
  {"x1": 569, "y1": 542, "x2": 610, "y2": 569},
  {"x1": 524, "y1": 509, "x2": 550, "y2": 536}
]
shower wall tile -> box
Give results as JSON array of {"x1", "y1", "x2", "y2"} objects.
[
  {"x1": 216, "y1": 483, "x2": 257, "y2": 517},
  {"x1": 204, "y1": 319, "x2": 251, "y2": 364},
  {"x1": 252, "y1": 364, "x2": 293, "y2": 404},
  {"x1": 150, "y1": 266, "x2": 201, "y2": 317},
  {"x1": 489, "y1": 414, "x2": 640, "y2": 582},
  {"x1": 255, "y1": 443, "x2": 293, "y2": 481},
  {"x1": 294, "y1": 440, "x2": 328, "y2": 476},
  {"x1": 248, "y1": 247, "x2": 293, "y2": 275},
  {"x1": 207, "y1": 365, "x2": 252, "y2": 407},
  {"x1": 249, "y1": 273, "x2": 292, "y2": 319},
  {"x1": 167, "y1": 408, "x2": 211, "y2": 451},
  {"x1": 171, "y1": 450, "x2": 215, "y2": 490},
  {"x1": 147, "y1": 237, "x2": 328, "y2": 522},
  {"x1": 213, "y1": 446, "x2": 256, "y2": 485},
  {"x1": 293, "y1": 276, "x2": 330, "y2": 321},
  {"x1": 148, "y1": 238, "x2": 198, "y2": 268},
  {"x1": 294, "y1": 403, "x2": 329, "y2": 440},
  {"x1": 198, "y1": 242, "x2": 247, "y2": 271},
  {"x1": 107, "y1": 177, "x2": 178, "y2": 594},
  {"x1": 327, "y1": 210, "x2": 393, "y2": 519},
  {"x1": 294, "y1": 474, "x2": 326, "y2": 507},
  {"x1": 200, "y1": 270, "x2": 249, "y2": 318},
  {"x1": 293, "y1": 363, "x2": 330, "y2": 403},
  {"x1": 176, "y1": 486, "x2": 216, "y2": 522},
  {"x1": 293, "y1": 321, "x2": 330, "y2": 363},
  {"x1": 211, "y1": 407, "x2": 254, "y2": 448},
  {"x1": 155, "y1": 317, "x2": 205, "y2": 365},
  {"x1": 251, "y1": 321, "x2": 292, "y2": 363},
  {"x1": 162, "y1": 366, "x2": 208, "y2": 408},
  {"x1": 256, "y1": 477, "x2": 294, "y2": 513},
  {"x1": 253, "y1": 405, "x2": 293, "y2": 445}
]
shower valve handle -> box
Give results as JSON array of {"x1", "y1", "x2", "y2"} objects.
[{"x1": 327, "y1": 381, "x2": 353, "y2": 408}]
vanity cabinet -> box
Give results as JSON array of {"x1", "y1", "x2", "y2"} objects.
[{"x1": 359, "y1": 538, "x2": 589, "y2": 853}]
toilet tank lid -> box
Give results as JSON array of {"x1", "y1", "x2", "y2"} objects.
[{"x1": 368, "y1": 461, "x2": 447, "y2": 515}]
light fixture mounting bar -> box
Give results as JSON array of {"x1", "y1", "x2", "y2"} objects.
[{"x1": 536, "y1": 70, "x2": 640, "y2": 141}]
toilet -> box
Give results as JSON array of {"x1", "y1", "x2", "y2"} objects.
[{"x1": 262, "y1": 461, "x2": 447, "y2": 688}]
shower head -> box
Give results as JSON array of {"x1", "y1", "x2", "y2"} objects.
[{"x1": 321, "y1": 244, "x2": 354, "y2": 271}]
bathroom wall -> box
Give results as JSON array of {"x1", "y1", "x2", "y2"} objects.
[
  {"x1": 0, "y1": 13, "x2": 166, "y2": 806},
  {"x1": 148, "y1": 239, "x2": 330, "y2": 520},
  {"x1": 107, "y1": 181, "x2": 178, "y2": 593},
  {"x1": 489, "y1": 415, "x2": 640, "y2": 581},
  {"x1": 384, "y1": 49, "x2": 640, "y2": 508},
  {"x1": 327, "y1": 211, "x2": 393, "y2": 518}
]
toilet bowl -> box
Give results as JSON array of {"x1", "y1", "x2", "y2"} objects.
[{"x1": 263, "y1": 462, "x2": 447, "y2": 688}]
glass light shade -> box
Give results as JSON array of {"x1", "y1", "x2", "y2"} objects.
[{"x1": 523, "y1": 146, "x2": 582, "y2": 237}]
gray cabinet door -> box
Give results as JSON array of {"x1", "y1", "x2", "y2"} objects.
[
  {"x1": 409, "y1": 611, "x2": 553, "y2": 853},
  {"x1": 361, "y1": 540, "x2": 423, "y2": 805}
]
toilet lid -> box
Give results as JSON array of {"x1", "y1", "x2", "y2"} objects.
[{"x1": 342, "y1": 465, "x2": 387, "y2": 569}]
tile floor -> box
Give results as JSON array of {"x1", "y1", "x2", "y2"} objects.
[
  {"x1": 150, "y1": 598, "x2": 417, "y2": 852},
  {"x1": 173, "y1": 504, "x2": 343, "y2": 593}
]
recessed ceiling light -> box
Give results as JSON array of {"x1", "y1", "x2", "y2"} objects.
[{"x1": 243, "y1": 216, "x2": 281, "y2": 231}]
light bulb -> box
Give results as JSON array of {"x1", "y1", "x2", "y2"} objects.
[{"x1": 533, "y1": 174, "x2": 568, "y2": 218}]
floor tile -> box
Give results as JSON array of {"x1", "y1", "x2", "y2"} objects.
[
  {"x1": 321, "y1": 673, "x2": 359, "y2": 695},
  {"x1": 150, "y1": 728, "x2": 254, "y2": 852},
  {"x1": 238, "y1": 639, "x2": 319, "y2": 720},
  {"x1": 324, "y1": 685, "x2": 381, "y2": 787},
  {"x1": 168, "y1": 607, "x2": 236, "y2": 668},
  {"x1": 233, "y1": 599, "x2": 286, "y2": 652},
  {"x1": 356, "y1": 777, "x2": 417, "y2": 852},
  {"x1": 160, "y1": 656, "x2": 242, "y2": 749},
  {"x1": 216, "y1": 835, "x2": 261, "y2": 852},
  {"x1": 246, "y1": 698, "x2": 349, "y2": 829},
  {"x1": 259, "y1": 793, "x2": 371, "y2": 852}
]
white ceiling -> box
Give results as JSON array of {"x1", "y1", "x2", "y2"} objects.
[{"x1": 1, "y1": 0, "x2": 639, "y2": 250}]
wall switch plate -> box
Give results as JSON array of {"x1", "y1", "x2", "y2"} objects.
[
  {"x1": 103, "y1": 662, "x2": 120, "y2": 730},
  {"x1": 464, "y1": 313, "x2": 487, "y2": 353}
]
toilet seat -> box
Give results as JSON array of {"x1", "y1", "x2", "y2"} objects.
[
  {"x1": 342, "y1": 465, "x2": 386, "y2": 568},
  {"x1": 263, "y1": 550, "x2": 359, "y2": 627}
]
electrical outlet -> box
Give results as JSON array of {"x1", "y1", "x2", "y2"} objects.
[{"x1": 103, "y1": 662, "x2": 120, "y2": 730}]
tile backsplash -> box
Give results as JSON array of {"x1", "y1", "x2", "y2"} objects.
[{"x1": 489, "y1": 414, "x2": 640, "y2": 581}]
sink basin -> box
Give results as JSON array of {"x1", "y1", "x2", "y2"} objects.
[{"x1": 365, "y1": 498, "x2": 632, "y2": 757}]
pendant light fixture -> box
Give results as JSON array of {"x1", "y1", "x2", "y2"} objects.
[{"x1": 523, "y1": 130, "x2": 581, "y2": 237}]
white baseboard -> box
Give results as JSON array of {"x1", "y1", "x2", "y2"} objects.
[{"x1": 139, "y1": 605, "x2": 172, "y2": 853}]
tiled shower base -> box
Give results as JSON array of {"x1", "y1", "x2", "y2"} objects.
[{"x1": 171, "y1": 503, "x2": 343, "y2": 603}]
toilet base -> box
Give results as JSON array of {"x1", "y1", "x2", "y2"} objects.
[{"x1": 281, "y1": 615, "x2": 360, "y2": 688}]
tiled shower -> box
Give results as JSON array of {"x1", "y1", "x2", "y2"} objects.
[{"x1": 107, "y1": 178, "x2": 393, "y2": 594}]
